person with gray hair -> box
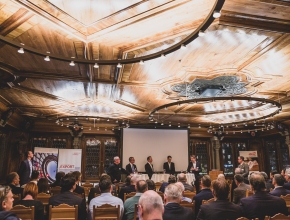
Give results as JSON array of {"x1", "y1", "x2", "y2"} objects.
[
  {"x1": 138, "y1": 190, "x2": 164, "y2": 220},
  {"x1": 163, "y1": 183, "x2": 194, "y2": 220},
  {"x1": 240, "y1": 173, "x2": 287, "y2": 220},
  {"x1": 284, "y1": 171, "x2": 290, "y2": 190},
  {"x1": 233, "y1": 174, "x2": 250, "y2": 204},
  {"x1": 0, "y1": 185, "x2": 19, "y2": 220},
  {"x1": 108, "y1": 156, "x2": 130, "y2": 183},
  {"x1": 177, "y1": 173, "x2": 193, "y2": 192},
  {"x1": 175, "y1": 182, "x2": 191, "y2": 202},
  {"x1": 260, "y1": 171, "x2": 273, "y2": 192},
  {"x1": 270, "y1": 174, "x2": 290, "y2": 197}
]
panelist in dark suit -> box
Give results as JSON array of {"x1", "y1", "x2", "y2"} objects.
[
  {"x1": 186, "y1": 155, "x2": 201, "y2": 192},
  {"x1": 18, "y1": 151, "x2": 34, "y2": 186},
  {"x1": 163, "y1": 156, "x2": 175, "y2": 175},
  {"x1": 237, "y1": 156, "x2": 249, "y2": 182},
  {"x1": 270, "y1": 174, "x2": 290, "y2": 197},
  {"x1": 240, "y1": 173, "x2": 288, "y2": 220},
  {"x1": 145, "y1": 156, "x2": 154, "y2": 179},
  {"x1": 197, "y1": 179, "x2": 242, "y2": 220},
  {"x1": 108, "y1": 156, "x2": 130, "y2": 183},
  {"x1": 125, "y1": 157, "x2": 137, "y2": 174}
]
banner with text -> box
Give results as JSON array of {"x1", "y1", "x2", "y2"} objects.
[
  {"x1": 58, "y1": 149, "x2": 82, "y2": 173},
  {"x1": 239, "y1": 151, "x2": 258, "y2": 158}
]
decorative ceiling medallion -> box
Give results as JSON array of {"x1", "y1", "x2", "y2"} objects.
[{"x1": 171, "y1": 76, "x2": 247, "y2": 98}]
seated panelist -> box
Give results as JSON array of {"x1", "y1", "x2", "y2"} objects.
[
  {"x1": 125, "y1": 157, "x2": 137, "y2": 174},
  {"x1": 163, "y1": 155, "x2": 175, "y2": 175}
]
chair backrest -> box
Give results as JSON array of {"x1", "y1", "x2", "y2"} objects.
[
  {"x1": 83, "y1": 187, "x2": 90, "y2": 198},
  {"x1": 49, "y1": 204, "x2": 78, "y2": 220},
  {"x1": 82, "y1": 182, "x2": 93, "y2": 188},
  {"x1": 157, "y1": 191, "x2": 164, "y2": 201},
  {"x1": 12, "y1": 194, "x2": 21, "y2": 203},
  {"x1": 266, "y1": 213, "x2": 290, "y2": 219},
  {"x1": 246, "y1": 189, "x2": 254, "y2": 197},
  {"x1": 134, "y1": 203, "x2": 138, "y2": 220},
  {"x1": 155, "y1": 182, "x2": 162, "y2": 191},
  {"x1": 37, "y1": 193, "x2": 51, "y2": 205},
  {"x1": 183, "y1": 191, "x2": 196, "y2": 200},
  {"x1": 11, "y1": 205, "x2": 35, "y2": 220},
  {"x1": 180, "y1": 200, "x2": 195, "y2": 212},
  {"x1": 281, "y1": 194, "x2": 290, "y2": 207},
  {"x1": 236, "y1": 217, "x2": 250, "y2": 220},
  {"x1": 93, "y1": 204, "x2": 120, "y2": 220},
  {"x1": 124, "y1": 192, "x2": 136, "y2": 201},
  {"x1": 202, "y1": 198, "x2": 215, "y2": 205},
  {"x1": 50, "y1": 186, "x2": 61, "y2": 195}
]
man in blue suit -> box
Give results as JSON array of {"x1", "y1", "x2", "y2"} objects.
[
  {"x1": 18, "y1": 151, "x2": 34, "y2": 186},
  {"x1": 240, "y1": 172, "x2": 288, "y2": 220},
  {"x1": 270, "y1": 174, "x2": 290, "y2": 197}
]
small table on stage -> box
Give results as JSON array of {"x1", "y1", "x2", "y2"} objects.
[
  {"x1": 185, "y1": 173, "x2": 195, "y2": 185},
  {"x1": 134, "y1": 174, "x2": 149, "y2": 181}
]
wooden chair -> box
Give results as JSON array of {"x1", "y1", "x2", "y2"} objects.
[
  {"x1": 124, "y1": 192, "x2": 136, "y2": 201},
  {"x1": 50, "y1": 186, "x2": 61, "y2": 195},
  {"x1": 11, "y1": 205, "x2": 35, "y2": 220},
  {"x1": 265, "y1": 213, "x2": 290, "y2": 219},
  {"x1": 12, "y1": 194, "x2": 21, "y2": 203},
  {"x1": 246, "y1": 189, "x2": 254, "y2": 197},
  {"x1": 133, "y1": 203, "x2": 138, "y2": 220},
  {"x1": 155, "y1": 182, "x2": 162, "y2": 191},
  {"x1": 236, "y1": 217, "x2": 248, "y2": 220},
  {"x1": 180, "y1": 200, "x2": 195, "y2": 212},
  {"x1": 281, "y1": 194, "x2": 290, "y2": 213},
  {"x1": 82, "y1": 182, "x2": 94, "y2": 188},
  {"x1": 157, "y1": 191, "x2": 164, "y2": 201},
  {"x1": 37, "y1": 192, "x2": 51, "y2": 215},
  {"x1": 202, "y1": 198, "x2": 215, "y2": 205},
  {"x1": 183, "y1": 190, "x2": 196, "y2": 200},
  {"x1": 93, "y1": 204, "x2": 120, "y2": 220},
  {"x1": 49, "y1": 204, "x2": 78, "y2": 220},
  {"x1": 83, "y1": 187, "x2": 90, "y2": 198}
]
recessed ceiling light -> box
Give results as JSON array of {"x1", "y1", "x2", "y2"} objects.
[
  {"x1": 198, "y1": 30, "x2": 205, "y2": 37},
  {"x1": 140, "y1": 60, "x2": 144, "y2": 65},
  {"x1": 18, "y1": 48, "x2": 24, "y2": 54},
  {"x1": 117, "y1": 63, "x2": 122, "y2": 68},
  {"x1": 70, "y1": 61, "x2": 75, "y2": 66},
  {"x1": 44, "y1": 56, "x2": 50, "y2": 61},
  {"x1": 213, "y1": 10, "x2": 221, "y2": 18},
  {"x1": 94, "y1": 63, "x2": 99, "y2": 68}
]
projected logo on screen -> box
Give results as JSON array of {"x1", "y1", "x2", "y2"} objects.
[{"x1": 33, "y1": 153, "x2": 58, "y2": 183}]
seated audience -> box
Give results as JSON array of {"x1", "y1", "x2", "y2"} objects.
[
  {"x1": 159, "y1": 175, "x2": 176, "y2": 193},
  {"x1": 21, "y1": 170, "x2": 39, "y2": 188},
  {"x1": 0, "y1": 185, "x2": 19, "y2": 220},
  {"x1": 6, "y1": 172, "x2": 23, "y2": 195},
  {"x1": 13, "y1": 182, "x2": 44, "y2": 220},
  {"x1": 233, "y1": 174, "x2": 251, "y2": 204},
  {"x1": 269, "y1": 171, "x2": 278, "y2": 184},
  {"x1": 49, "y1": 174, "x2": 86, "y2": 220},
  {"x1": 197, "y1": 179, "x2": 242, "y2": 220},
  {"x1": 138, "y1": 190, "x2": 164, "y2": 220},
  {"x1": 284, "y1": 172, "x2": 290, "y2": 190},
  {"x1": 193, "y1": 175, "x2": 213, "y2": 218},
  {"x1": 217, "y1": 174, "x2": 225, "y2": 180},
  {"x1": 260, "y1": 172, "x2": 273, "y2": 192},
  {"x1": 270, "y1": 174, "x2": 290, "y2": 197},
  {"x1": 37, "y1": 178, "x2": 50, "y2": 194},
  {"x1": 89, "y1": 175, "x2": 124, "y2": 219},
  {"x1": 163, "y1": 183, "x2": 194, "y2": 220},
  {"x1": 119, "y1": 175, "x2": 139, "y2": 201},
  {"x1": 231, "y1": 168, "x2": 242, "y2": 201},
  {"x1": 72, "y1": 171, "x2": 85, "y2": 195},
  {"x1": 177, "y1": 173, "x2": 193, "y2": 192},
  {"x1": 175, "y1": 182, "x2": 191, "y2": 202},
  {"x1": 50, "y1": 171, "x2": 65, "y2": 187},
  {"x1": 146, "y1": 179, "x2": 156, "y2": 191},
  {"x1": 240, "y1": 172, "x2": 288, "y2": 220},
  {"x1": 123, "y1": 180, "x2": 148, "y2": 220}
]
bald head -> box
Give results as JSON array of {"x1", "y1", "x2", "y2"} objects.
[{"x1": 177, "y1": 173, "x2": 187, "y2": 182}]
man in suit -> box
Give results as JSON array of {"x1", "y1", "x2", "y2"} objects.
[
  {"x1": 108, "y1": 156, "x2": 130, "y2": 183},
  {"x1": 118, "y1": 175, "x2": 139, "y2": 201},
  {"x1": 283, "y1": 172, "x2": 290, "y2": 190},
  {"x1": 240, "y1": 172, "x2": 288, "y2": 220},
  {"x1": 159, "y1": 175, "x2": 176, "y2": 193},
  {"x1": 125, "y1": 157, "x2": 137, "y2": 174},
  {"x1": 193, "y1": 175, "x2": 213, "y2": 218},
  {"x1": 233, "y1": 174, "x2": 251, "y2": 204},
  {"x1": 186, "y1": 155, "x2": 201, "y2": 192},
  {"x1": 145, "y1": 156, "x2": 154, "y2": 179},
  {"x1": 163, "y1": 183, "x2": 194, "y2": 220},
  {"x1": 197, "y1": 179, "x2": 242, "y2": 220},
  {"x1": 177, "y1": 173, "x2": 194, "y2": 192},
  {"x1": 237, "y1": 156, "x2": 249, "y2": 182},
  {"x1": 270, "y1": 174, "x2": 290, "y2": 197},
  {"x1": 163, "y1": 156, "x2": 175, "y2": 175},
  {"x1": 49, "y1": 174, "x2": 86, "y2": 220},
  {"x1": 18, "y1": 151, "x2": 34, "y2": 186}
]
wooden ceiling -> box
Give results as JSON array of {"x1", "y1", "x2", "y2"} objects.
[{"x1": 0, "y1": 0, "x2": 290, "y2": 135}]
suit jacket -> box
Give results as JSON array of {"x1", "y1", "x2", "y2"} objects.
[
  {"x1": 269, "y1": 186, "x2": 290, "y2": 197},
  {"x1": 118, "y1": 185, "x2": 136, "y2": 201},
  {"x1": 186, "y1": 161, "x2": 201, "y2": 179},
  {"x1": 18, "y1": 159, "x2": 32, "y2": 186},
  {"x1": 125, "y1": 163, "x2": 137, "y2": 174},
  {"x1": 284, "y1": 181, "x2": 290, "y2": 190},
  {"x1": 73, "y1": 184, "x2": 85, "y2": 195},
  {"x1": 163, "y1": 162, "x2": 175, "y2": 175},
  {"x1": 145, "y1": 163, "x2": 154, "y2": 179},
  {"x1": 233, "y1": 183, "x2": 251, "y2": 204},
  {"x1": 49, "y1": 191, "x2": 87, "y2": 220},
  {"x1": 9, "y1": 184, "x2": 23, "y2": 195},
  {"x1": 163, "y1": 202, "x2": 194, "y2": 220},
  {"x1": 159, "y1": 182, "x2": 169, "y2": 193},
  {"x1": 238, "y1": 163, "x2": 249, "y2": 178},
  {"x1": 240, "y1": 191, "x2": 288, "y2": 220},
  {"x1": 108, "y1": 163, "x2": 130, "y2": 183},
  {"x1": 193, "y1": 188, "x2": 213, "y2": 217},
  {"x1": 182, "y1": 182, "x2": 194, "y2": 192},
  {"x1": 197, "y1": 199, "x2": 242, "y2": 220}
]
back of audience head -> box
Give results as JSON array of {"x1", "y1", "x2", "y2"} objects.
[
  {"x1": 37, "y1": 178, "x2": 50, "y2": 193},
  {"x1": 260, "y1": 171, "x2": 268, "y2": 181},
  {"x1": 130, "y1": 175, "x2": 139, "y2": 185},
  {"x1": 212, "y1": 179, "x2": 229, "y2": 200},
  {"x1": 136, "y1": 180, "x2": 148, "y2": 193},
  {"x1": 0, "y1": 185, "x2": 13, "y2": 211},
  {"x1": 164, "y1": 183, "x2": 182, "y2": 203},
  {"x1": 6, "y1": 172, "x2": 19, "y2": 186},
  {"x1": 177, "y1": 173, "x2": 187, "y2": 183},
  {"x1": 146, "y1": 179, "x2": 155, "y2": 191},
  {"x1": 273, "y1": 174, "x2": 286, "y2": 186},
  {"x1": 23, "y1": 182, "x2": 38, "y2": 199},
  {"x1": 175, "y1": 182, "x2": 185, "y2": 192},
  {"x1": 72, "y1": 171, "x2": 82, "y2": 183},
  {"x1": 138, "y1": 190, "x2": 164, "y2": 220},
  {"x1": 168, "y1": 175, "x2": 176, "y2": 184},
  {"x1": 60, "y1": 174, "x2": 76, "y2": 192},
  {"x1": 249, "y1": 173, "x2": 266, "y2": 191},
  {"x1": 217, "y1": 174, "x2": 225, "y2": 180},
  {"x1": 285, "y1": 172, "x2": 290, "y2": 181},
  {"x1": 30, "y1": 170, "x2": 39, "y2": 181},
  {"x1": 234, "y1": 174, "x2": 244, "y2": 184},
  {"x1": 201, "y1": 175, "x2": 211, "y2": 188},
  {"x1": 125, "y1": 176, "x2": 132, "y2": 186},
  {"x1": 55, "y1": 171, "x2": 65, "y2": 183},
  {"x1": 99, "y1": 175, "x2": 112, "y2": 193}
]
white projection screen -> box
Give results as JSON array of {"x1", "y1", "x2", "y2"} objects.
[{"x1": 122, "y1": 128, "x2": 189, "y2": 172}]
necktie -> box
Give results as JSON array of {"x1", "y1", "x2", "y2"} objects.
[
  {"x1": 29, "y1": 160, "x2": 32, "y2": 177},
  {"x1": 131, "y1": 164, "x2": 135, "y2": 173},
  {"x1": 168, "y1": 163, "x2": 171, "y2": 170}
]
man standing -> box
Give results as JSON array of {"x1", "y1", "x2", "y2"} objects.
[
  {"x1": 232, "y1": 174, "x2": 251, "y2": 204},
  {"x1": 108, "y1": 156, "x2": 130, "y2": 183},
  {"x1": 145, "y1": 156, "x2": 154, "y2": 179},
  {"x1": 237, "y1": 156, "x2": 249, "y2": 182},
  {"x1": 270, "y1": 174, "x2": 290, "y2": 197},
  {"x1": 125, "y1": 157, "x2": 137, "y2": 174},
  {"x1": 163, "y1": 156, "x2": 175, "y2": 175},
  {"x1": 186, "y1": 155, "x2": 201, "y2": 192},
  {"x1": 18, "y1": 151, "x2": 34, "y2": 186}
]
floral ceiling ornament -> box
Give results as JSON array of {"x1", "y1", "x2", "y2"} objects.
[{"x1": 171, "y1": 76, "x2": 247, "y2": 99}]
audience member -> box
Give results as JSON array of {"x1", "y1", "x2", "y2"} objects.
[
  {"x1": 119, "y1": 175, "x2": 139, "y2": 201},
  {"x1": 6, "y1": 172, "x2": 23, "y2": 195},
  {"x1": 177, "y1": 173, "x2": 193, "y2": 192},
  {"x1": 284, "y1": 172, "x2": 290, "y2": 190},
  {"x1": 0, "y1": 185, "x2": 19, "y2": 220},
  {"x1": 233, "y1": 174, "x2": 251, "y2": 204},
  {"x1": 50, "y1": 171, "x2": 65, "y2": 187},
  {"x1": 270, "y1": 174, "x2": 290, "y2": 197},
  {"x1": 146, "y1": 179, "x2": 156, "y2": 191},
  {"x1": 72, "y1": 171, "x2": 85, "y2": 195},
  {"x1": 108, "y1": 156, "x2": 130, "y2": 183},
  {"x1": 13, "y1": 182, "x2": 44, "y2": 220},
  {"x1": 231, "y1": 168, "x2": 242, "y2": 201},
  {"x1": 138, "y1": 190, "x2": 164, "y2": 220},
  {"x1": 163, "y1": 183, "x2": 194, "y2": 220},
  {"x1": 197, "y1": 179, "x2": 242, "y2": 220},
  {"x1": 123, "y1": 180, "x2": 148, "y2": 220},
  {"x1": 49, "y1": 174, "x2": 86, "y2": 220},
  {"x1": 21, "y1": 170, "x2": 39, "y2": 188},
  {"x1": 269, "y1": 171, "x2": 278, "y2": 184},
  {"x1": 260, "y1": 171, "x2": 272, "y2": 192},
  {"x1": 89, "y1": 175, "x2": 123, "y2": 219},
  {"x1": 175, "y1": 182, "x2": 191, "y2": 202},
  {"x1": 37, "y1": 178, "x2": 50, "y2": 194},
  {"x1": 193, "y1": 175, "x2": 213, "y2": 218},
  {"x1": 159, "y1": 175, "x2": 176, "y2": 193},
  {"x1": 217, "y1": 174, "x2": 225, "y2": 180},
  {"x1": 240, "y1": 173, "x2": 288, "y2": 220}
]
